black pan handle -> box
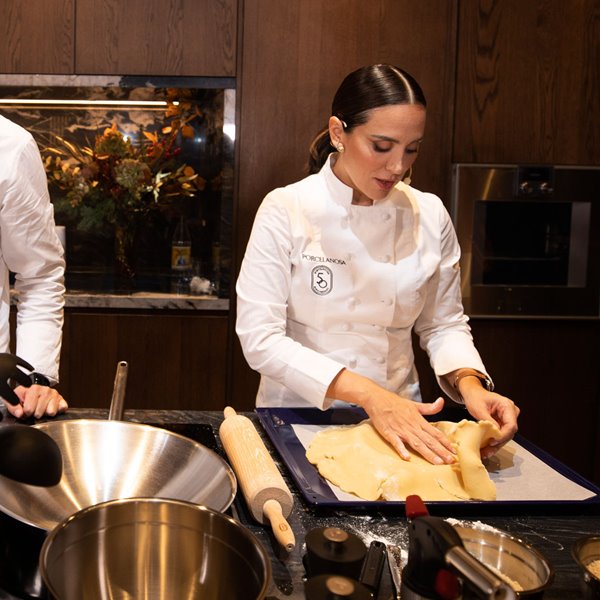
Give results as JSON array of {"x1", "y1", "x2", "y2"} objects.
[{"x1": 0, "y1": 353, "x2": 33, "y2": 406}]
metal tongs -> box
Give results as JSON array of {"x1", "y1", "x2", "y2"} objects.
[{"x1": 401, "y1": 494, "x2": 516, "y2": 600}]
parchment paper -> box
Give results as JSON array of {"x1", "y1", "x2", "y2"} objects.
[{"x1": 292, "y1": 423, "x2": 597, "y2": 502}]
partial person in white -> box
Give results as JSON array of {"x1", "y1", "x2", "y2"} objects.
[{"x1": 0, "y1": 114, "x2": 68, "y2": 418}]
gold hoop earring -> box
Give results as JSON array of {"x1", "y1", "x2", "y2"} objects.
[
  {"x1": 337, "y1": 143, "x2": 345, "y2": 153},
  {"x1": 403, "y1": 167, "x2": 412, "y2": 186}
]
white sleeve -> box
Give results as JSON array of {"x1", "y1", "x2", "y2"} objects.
[
  {"x1": 413, "y1": 202, "x2": 491, "y2": 402},
  {"x1": 1, "y1": 134, "x2": 65, "y2": 382},
  {"x1": 236, "y1": 191, "x2": 344, "y2": 407}
]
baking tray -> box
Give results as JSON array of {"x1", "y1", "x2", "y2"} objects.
[{"x1": 256, "y1": 407, "x2": 600, "y2": 515}]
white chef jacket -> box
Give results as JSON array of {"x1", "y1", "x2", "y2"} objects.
[
  {"x1": 0, "y1": 115, "x2": 65, "y2": 383},
  {"x1": 236, "y1": 155, "x2": 490, "y2": 409}
]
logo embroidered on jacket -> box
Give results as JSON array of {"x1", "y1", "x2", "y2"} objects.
[
  {"x1": 311, "y1": 266, "x2": 333, "y2": 295},
  {"x1": 302, "y1": 253, "x2": 346, "y2": 265}
]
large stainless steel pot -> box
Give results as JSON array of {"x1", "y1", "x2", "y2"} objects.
[
  {"x1": 39, "y1": 498, "x2": 271, "y2": 600},
  {"x1": 0, "y1": 362, "x2": 236, "y2": 531}
]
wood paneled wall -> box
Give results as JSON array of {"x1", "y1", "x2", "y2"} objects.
[
  {"x1": 454, "y1": 0, "x2": 600, "y2": 164},
  {"x1": 76, "y1": 0, "x2": 237, "y2": 76},
  {"x1": 0, "y1": 0, "x2": 237, "y2": 76},
  {"x1": 231, "y1": 0, "x2": 459, "y2": 409},
  {"x1": 58, "y1": 310, "x2": 229, "y2": 410},
  {"x1": 10, "y1": 309, "x2": 229, "y2": 411},
  {"x1": 0, "y1": 0, "x2": 74, "y2": 73}
]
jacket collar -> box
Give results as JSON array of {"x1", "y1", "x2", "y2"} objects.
[
  {"x1": 321, "y1": 154, "x2": 354, "y2": 206},
  {"x1": 321, "y1": 153, "x2": 412, "y2": 210}
]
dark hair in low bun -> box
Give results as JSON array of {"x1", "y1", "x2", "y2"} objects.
[{"x1": 308, "y1": 64, "x2": 426, "y2": 174}]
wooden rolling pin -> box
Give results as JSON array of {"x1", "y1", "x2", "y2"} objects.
[{"x1": 219, "y1": 406, "x2": 295, "y2": 552}]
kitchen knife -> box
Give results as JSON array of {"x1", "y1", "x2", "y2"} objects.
[{"x1": 387, "y1": 544, "x2": 404, "y2": 599}]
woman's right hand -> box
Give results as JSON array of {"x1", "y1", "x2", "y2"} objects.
[{"x1": 327, "y1": 370, "x2": 456, "y2": 465}]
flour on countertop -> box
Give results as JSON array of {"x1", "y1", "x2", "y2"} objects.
[{"x1": 444, "y1": 518, "x2": 504, "y2": 533}]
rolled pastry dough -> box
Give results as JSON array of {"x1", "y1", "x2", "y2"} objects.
[{"x1": 305, "y1": 419, "x2": 501, "y2": 501}]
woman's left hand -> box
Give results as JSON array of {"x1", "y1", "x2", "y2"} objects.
[
  {"x1": 6, "y1": 385, "x2": 69, "y2": 419},
  {"x1": 462, "y1": 385, "x2": 520, "y2": 459}
]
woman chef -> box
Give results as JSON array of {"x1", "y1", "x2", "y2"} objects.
[{"x1": 236, "y1": 64, "x2": 519, "y2": 465}]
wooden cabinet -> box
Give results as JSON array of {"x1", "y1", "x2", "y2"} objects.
[
  {"x1": 0, "y1": 0, "x2": 74, "y2": 73},
  {"x1": 454, "y1": 0, "x2": 600, "y2": 165},
  {"x1": 56, "y1": 309, "x2": 229, "y2": 410},
  {"x1": 75, "y1": 0, "x2": 237, "y2": 76},
  {"x1": 0, "y1": 0, "x2": 236, "y2": 77}
]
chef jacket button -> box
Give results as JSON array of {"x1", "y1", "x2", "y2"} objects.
[
  {"x1": 381, "y1": 212, "x2": 391, "y2": 222},
  {"x1": 340, "y1": 323, "x2": 350, "y2": 332},
  {"x1": 381, "y1": 254, "x2": 391, "y2": 263},
  {"x1": 373, "y1": 324, "x2": 383, "y2": 331},
  {"x1": 348, "y1": 297, "x2": 357, "y2": 309},
  {"x1": 349, "y1": 357, "x2": 358, "y2": 368},
  {"x1": 376, "y1": 357, "x2": 385, "y2": 364},
  {"x1": 385, "y1": 298, "x2": 394, "y2": 306}
]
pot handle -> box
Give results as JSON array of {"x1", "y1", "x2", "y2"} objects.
[
  {"x1": 108, "y1": 361, "x2": 128, "y2": 421},
  {"x1": 446, "y1": 545, "x2": 516, "y2": 600}
]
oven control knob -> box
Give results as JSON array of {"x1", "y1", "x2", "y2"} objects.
[
  {"x1": 519, "y1": 181, "x2": 533, "y2": 194},
  {"x1": 539, "y1": 181, "x2": 554, "y2": 194}
]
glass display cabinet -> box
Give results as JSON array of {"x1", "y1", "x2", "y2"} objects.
[{"x1": 0, "y1": 76, "x2": 235, "y2": 297}]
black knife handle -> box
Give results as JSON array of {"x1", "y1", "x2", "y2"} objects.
[{"x1": 359, "y1": 540, "x2": 387, "y2": 595}]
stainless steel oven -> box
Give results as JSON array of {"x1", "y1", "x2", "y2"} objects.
[{"x1": 451, "y1": 164, "x2": 600, "y2": 317}]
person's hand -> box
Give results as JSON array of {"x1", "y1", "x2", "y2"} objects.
[
  {"x1": 462, "y1": 385, "x2": 519, "y2": 459},
  {"x1": 6, "y1": 385, "x2": 68, "y2": 419},
  {"x1": 362, "y1": 391, "x2": 457, "y2": 465},
  {"x1": 328, "y1": 369, "x2": 457, "y2": 465}
]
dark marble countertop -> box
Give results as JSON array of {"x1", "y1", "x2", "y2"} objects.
[
  {"x1": 10, "y1": 289, "x2": 229, "y2": 311},
  {"x1": 63, "y1": 290, "x2": 229, "y2": 310},
  {"x1": 2, "y1": 408, "x2": 599, "y2": 599}
]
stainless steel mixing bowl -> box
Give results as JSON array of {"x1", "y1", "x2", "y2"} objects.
[
  {"x1": 453, "y1": 524, "x2": 554, "y2": 598},
  {"x1": 0, "y1": 361, "x2": 236, "y2": 531},
  {"x1": 39, "y1": 497, "x2": 272, "y2": 600},
  {"x1": 0, "y1": 419, "x2": 237, "y2": 531},
  {"x1": 572, "y1": 535, "x2": 600, "y2": 600}
]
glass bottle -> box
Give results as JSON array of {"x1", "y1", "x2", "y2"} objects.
[{"x1": 171, "y1": 216, "x2": 192, "y2": 271}]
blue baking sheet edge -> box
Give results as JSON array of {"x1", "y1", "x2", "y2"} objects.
[{"x1": 256, "y1": 407, "x2": 600, "y2": 512}]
